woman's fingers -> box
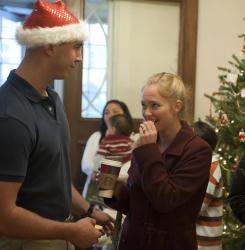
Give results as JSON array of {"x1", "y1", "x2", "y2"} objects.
[
  {"x1": 138, "y1": 121, "x2": 157, "y2": 145},
  {"x1": 140, "y1": 121, "x2": 156, "y2": 134}
]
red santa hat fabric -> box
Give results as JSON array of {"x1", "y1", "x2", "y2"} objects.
[{"x1": 16, "y1": 0, "x2": 87, "y2": 48}]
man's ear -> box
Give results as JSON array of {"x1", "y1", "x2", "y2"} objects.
[{"x1": 43, "y1": 44, "x2": 55, "y2": 56}]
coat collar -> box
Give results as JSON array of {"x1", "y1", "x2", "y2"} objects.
[{"x1": 164, "y1": 121, "x2": 195, "y2": 156}]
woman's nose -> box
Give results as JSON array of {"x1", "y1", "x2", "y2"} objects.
[{"x1": 143, "y1": 107, "x2": 152, "y2": 117}]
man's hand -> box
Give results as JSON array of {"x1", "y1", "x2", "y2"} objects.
[
  {"x1": 91, "y1": 209, "x2": 115, "y2": 235},
  {"x1": 69, "y1": 217, "x2": 101, "y2": 249}
]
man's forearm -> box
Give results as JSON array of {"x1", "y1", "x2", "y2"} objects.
[
  {"x1": 0, "y1": 205, "x2": 73, "y2": 240},
  {"x1": 71, "y1": 185, "x2": 90, "y2": 217}
]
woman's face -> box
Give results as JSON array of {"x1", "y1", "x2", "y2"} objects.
[
  {"x1": 103, "y1": 102, "x2": 124, "y2": 128},
  {"x1": 141, "y1": 84, "x2": 181, "y2": 134}
]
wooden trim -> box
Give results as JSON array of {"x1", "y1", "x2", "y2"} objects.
[
  {"x1": 178, "y1": 0, "x2": 198, "y2": 122},
  {"x1": 63, "y1": 0, "x2": 84, "y2": 185},
  {"x1": 64, "y1": 0, "x2": 198, "y2": 186}
]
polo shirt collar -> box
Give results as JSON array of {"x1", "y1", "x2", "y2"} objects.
[{"x1": 7, "y1": 70, "x2": 56, "y2": 104}]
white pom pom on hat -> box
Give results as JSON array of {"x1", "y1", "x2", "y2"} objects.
[{"x1": 16, "y1": 0, "x2": 87, "y2": 48}]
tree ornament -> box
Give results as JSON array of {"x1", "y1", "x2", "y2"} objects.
[
  {"x1": 242, "y1": 39, "x2": 245, "y2": 55},
  {"x1": 219, "y1": 114, "x2": 228, "y2": 125},
  {"x1": 213, "y1": 116, "x2": 219, "y2": 122},
  {"x1": 226, "y1": 73, "x2": 238, "y2": 83},
  {"x1": 239, "y1": 129, "x2": 245, "y2": 142}
]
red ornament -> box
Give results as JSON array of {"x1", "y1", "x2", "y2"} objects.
[
  {"x1": 242, "y1": 37, "x2": 245, "y2": 55},
  {"x1": 242, "y1": 45, "x2": 245, "y2": 55},
  {"x1": 219, "y1": 114, "x2": 228, "y2": 125},
  {"x1": 239, "y1": 129, "x2": 245, "y2": 142}
]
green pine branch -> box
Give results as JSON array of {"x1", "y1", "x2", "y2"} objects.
[{"x1": 205, "y1": 39, "x2": 245, "y2": 250}]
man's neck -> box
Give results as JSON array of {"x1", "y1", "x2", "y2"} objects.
[{"x1": 15, "y1": 60, "x2": 51, "y2": 97}]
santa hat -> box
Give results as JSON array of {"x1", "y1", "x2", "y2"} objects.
[{"x1": 16, "y1": 0, "x2": 87, "y2": 48}]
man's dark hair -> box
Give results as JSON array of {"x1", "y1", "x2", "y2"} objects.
[
  {"x1": 192, "y1": 120, "x2": 218, "y2": 150},
  {"x1": 110, "y1": 114, "x2": 133, "y2": 137}
]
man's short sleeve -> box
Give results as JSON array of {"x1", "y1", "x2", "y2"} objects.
[{"x1": 0, "y1": 117, "x2": 32, "y2": 181}]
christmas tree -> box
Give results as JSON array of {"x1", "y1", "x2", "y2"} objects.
[{"x1": 205, "y1": 32, "x2": 245, "y2": 250}]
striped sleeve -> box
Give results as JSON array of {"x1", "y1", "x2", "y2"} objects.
[{"x1": 196, "y1": 160, "x2": 223, "y2": 250}]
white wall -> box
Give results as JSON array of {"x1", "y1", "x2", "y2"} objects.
[
  {"x1": 109, "y1": 0, "x2": 245, "y2": 120},
  {"x1": 108, "y1": 1, "x2": 180, "y2": 118},
  {"x1": 195, "y1": 0, "x2": 245, "y2": 120}
]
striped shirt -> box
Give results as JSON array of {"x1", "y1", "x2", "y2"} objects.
[
  {"x1": 97, "y1": 134, "x2": 133, "y2": 163},
  {"x1": 196, "y1": 157, "x2": 223, "y2": 250}
]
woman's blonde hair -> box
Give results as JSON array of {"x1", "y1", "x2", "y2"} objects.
[{"x1": 143, "y1": 72, "x2": 187, "y2": 117}]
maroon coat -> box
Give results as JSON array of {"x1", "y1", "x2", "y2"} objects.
[{"x1": 106, "y1": 121, "x2": 212, "y2": 250}]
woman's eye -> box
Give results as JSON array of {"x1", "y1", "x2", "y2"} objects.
[{"x1": 151, "y1": 103, "x2": 159, "y2": 109}]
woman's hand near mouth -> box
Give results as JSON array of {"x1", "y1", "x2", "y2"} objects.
[{"x1": 134, "y1": 120, "x2": 157, "y2": 147}]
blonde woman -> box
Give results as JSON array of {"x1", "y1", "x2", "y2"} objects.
[{"x1": 105, "y1": 73, "x2": 212, "y2": 250}]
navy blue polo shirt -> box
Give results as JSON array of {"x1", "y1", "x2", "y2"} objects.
[{"x1": 0, "y1": 70, "x2": 72, "y2": 221}]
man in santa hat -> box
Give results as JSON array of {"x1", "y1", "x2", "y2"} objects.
[{"x1": 0, "y1": 1, "x2": 114, "y2": 249}]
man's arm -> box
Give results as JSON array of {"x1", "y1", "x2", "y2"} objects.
[
  {"x1": 71, "y1": 185, "x2": 114, "y2": 234},
  {"x1": 0, "y1": 181, "x2": 101, "y2": 249}
]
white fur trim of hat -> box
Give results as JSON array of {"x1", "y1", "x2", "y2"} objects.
[
  {"x1": 16, "y1": 0, "x2": 88, "y2": 48},
  {"x1": 16, "y1": 22, "x2": 87, "y2": 48}
]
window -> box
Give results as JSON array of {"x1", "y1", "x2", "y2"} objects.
[
  {"x1": 82, "y1": 0, "x2": 108, "y2": 118},
  {"x1": 0, "y1": 11, "x2": 23, "y2": 86}
]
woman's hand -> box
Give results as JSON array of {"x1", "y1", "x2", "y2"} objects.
[{"x1": 136, "y1": 121, "x2": 157, "y2": 147}]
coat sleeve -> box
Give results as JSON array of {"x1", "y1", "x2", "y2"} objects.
[
  {"x1": 81, "y1": 131, "x2": 101, "y2": 176},
  {"x1": 104, "y1": 183, "x2": 130, "y2": 215},
  {"x1": 133, "y1": 141, "x2": 212, "y2": 213},
  {"x1": 228, "y1": 154, "x2": 245, "y2": 223}
]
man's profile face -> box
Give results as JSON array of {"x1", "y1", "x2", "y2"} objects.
[{"x1": 49, "y1": 41, "x2": 83, "y2": 79}]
